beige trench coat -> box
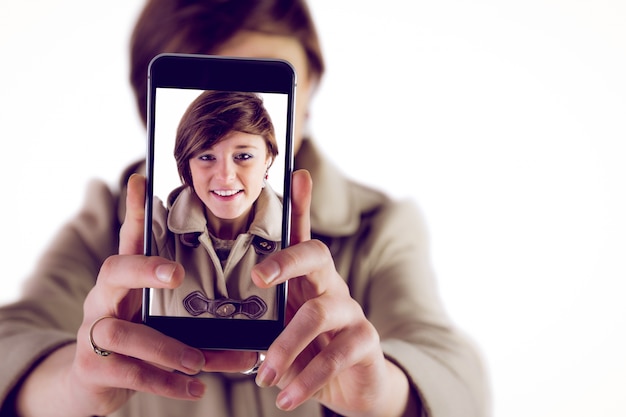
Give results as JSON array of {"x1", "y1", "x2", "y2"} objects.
[
  {"x1": 149, "y1": 185, "x2": 282, "y2": 320},
  {"x1": 0, "y1": 139, "x2": 490, "y2": 416}
]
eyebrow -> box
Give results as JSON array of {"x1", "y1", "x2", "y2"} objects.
[{"x1": 233, "y1": 143, "x2": 262, "y2": 150}]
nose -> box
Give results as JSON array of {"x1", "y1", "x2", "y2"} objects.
[{"x1": 215, "y1": 158, "x2": 236, "y2": 181}]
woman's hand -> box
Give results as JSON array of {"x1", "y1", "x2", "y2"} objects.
[
  {"x1": 17, "y1": 174, "x2": 258, "y2": 417},
  {"x1": 251, "y1": 170, "x2": 417, "y2": 417}
]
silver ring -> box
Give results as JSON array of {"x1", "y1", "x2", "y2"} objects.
[
  {"x1": 241, "y1": 352, "x2": 266, "y2": 375},
  {"x1": 88, "y1": 316, "x2": 115, "y2": 357}
]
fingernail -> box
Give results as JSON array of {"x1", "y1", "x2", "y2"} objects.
[
  {"x1": 188, "y1": 380, "x2": 205, "y2": 398},
  {"x1": 276, "y1": 391, "x2": 293, "y2": 411},
  {"x1": 155, "y1": 263, "x2": 176, "y2": 283},
  {"x1": 255, "y1": 364, "x2": 276, "y2": 388},
  {"x1": 182, "y1": 349, "x2": 205, "y2": 373},
  {"x1": 256, "y1": 259, "x2": 280, "y2": 284}
]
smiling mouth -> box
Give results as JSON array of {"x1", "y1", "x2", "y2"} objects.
[{"x1": 212, "y1": 189, "x2": 242, "y2": 197}]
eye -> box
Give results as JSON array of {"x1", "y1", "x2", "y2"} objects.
[
  {"x1": 234, "y1": 153, "x2": 253, "y2": 161},
  {"x1": 197, "y1": 153, "x2": 215, "y2": 161}
]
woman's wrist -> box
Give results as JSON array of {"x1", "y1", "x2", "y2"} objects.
[
  {"x1": 381, "y1": 359, "x2": 421, "y2": 417},
  {"x1": 16, "y1": 343, "x2": 85, "y2": 417}
]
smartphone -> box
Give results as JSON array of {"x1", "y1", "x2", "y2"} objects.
[{"x1": 142, "y1": 53, "x2": 295, "y2": 351}]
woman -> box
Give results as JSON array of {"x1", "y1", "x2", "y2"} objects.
[
  {"x1": 0, "y1": 1, "x2": 490, "y2": 416},
  {"x1": 150, "y1": 90, "x2": 282, "y2": 320}
]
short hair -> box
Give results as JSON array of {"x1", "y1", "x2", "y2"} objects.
[
  {"x1": 174, "y1": 90, "x2": 278, "y2": 187},
  {"x1": 130, "y1": 0, "x2": 325, "y2": 126}
]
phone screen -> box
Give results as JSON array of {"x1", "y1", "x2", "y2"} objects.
[{"x1": 142, "y1": 54, "x2": 295, "y2": 350}]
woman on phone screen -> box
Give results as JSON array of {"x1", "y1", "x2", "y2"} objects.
[{"x1": 150, "y1": 90, "x2": 282, "y2": 320}]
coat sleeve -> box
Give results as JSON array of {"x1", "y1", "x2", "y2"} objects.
[
  {"x1": 0, "y1": 179, "x2": 122, "y2": 411},
  {"x1": 349, "y1": 199, "x2": 491, "y2": 417}
]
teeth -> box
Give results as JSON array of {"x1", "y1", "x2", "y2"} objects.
[{"x1": 214, "y1": 190, "x2": 240, "y2": 197}]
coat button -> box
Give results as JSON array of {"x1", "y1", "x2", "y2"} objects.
[
  {"x1": 252, "y1": 235, "x2": 278, "y2": 255},
  {"x1": 216, "y1": 303, "x2": 237, "y2": 317}
]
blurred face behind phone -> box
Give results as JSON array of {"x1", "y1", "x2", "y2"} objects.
[{"x1": 131, "y1": 0, "x2": 324, "y2": 153}]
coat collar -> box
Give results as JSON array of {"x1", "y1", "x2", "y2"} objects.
[{"x1": 166, "y1": 185, "x2": 283, "y2": 242}]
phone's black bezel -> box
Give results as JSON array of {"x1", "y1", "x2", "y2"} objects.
[{"x1": 141, "y1": 53, "x2": 296, "y2": 351}]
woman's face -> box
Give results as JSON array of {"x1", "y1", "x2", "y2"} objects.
[
  {"x1": 215, "y1": 31, "x2": 313, "y2": 153},
  {"x1": 189, "y1": 131, "x2": 270, "y2": 233}
]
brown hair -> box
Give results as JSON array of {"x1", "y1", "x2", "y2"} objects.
[
  {"x1": 175, "y1": 90, "x2": 278, "y2": 187},
  {"x1": 130, "y1": 0, "x2": 325, "y2": 126}
]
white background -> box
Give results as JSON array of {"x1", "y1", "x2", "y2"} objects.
[{"x1": 1, "y1": 1, "x2": 625, "y2": 416}]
